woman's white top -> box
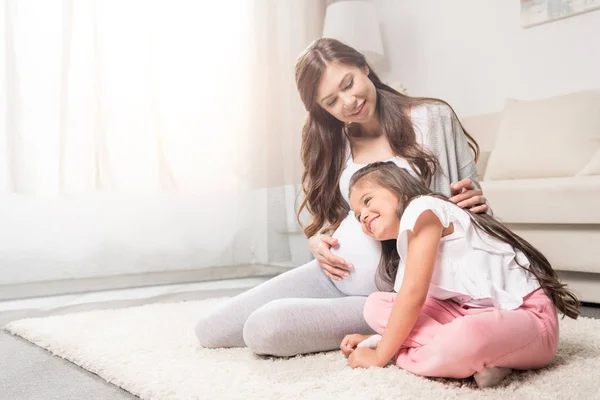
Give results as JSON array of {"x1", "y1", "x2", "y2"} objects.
[
  {"x1": 394, "y1": 196, "x2": 540, "y2": 310},
  {"x1": 329, "y1": 105, "x2": 429, "y2": 296}
]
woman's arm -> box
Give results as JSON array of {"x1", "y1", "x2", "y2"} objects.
[
  {"x1": 348, "y1": 210, "x2": 443, "y2": 368},
  {"x1": 447, "y1": 108, "x2": 491, "y2": 215},
  {"x1": 449, "y1": 177, "x2": 488, "y2": 214}
]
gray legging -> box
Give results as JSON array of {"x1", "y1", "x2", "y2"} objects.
[{"x1": 195, "y1": 260, "x2": 375, "y2": 356}]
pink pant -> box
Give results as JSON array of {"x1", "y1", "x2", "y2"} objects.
[{"x1": 363, "y1": 289, "x2": 559, "y2": 378}]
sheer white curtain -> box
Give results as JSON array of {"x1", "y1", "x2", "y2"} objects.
[
  {"x1": 244, "y1": 0, "x2": 327, "y2": 264},
  {"x1": 0, "y1": 0, "x2": 325, "y2": 291},
  {"x1": 1, "y1": 0, "x2": 251, "y2": 195}
]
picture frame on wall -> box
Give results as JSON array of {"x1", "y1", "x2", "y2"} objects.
[{"x1": 521, "y1": 0, "x2": 600, "y2": 27}]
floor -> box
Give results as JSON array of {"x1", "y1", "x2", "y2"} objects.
[
  {"x1": 0, "y1": 278, "x2": 270, "y2": 400},
  {"x1": 1, "y1": 280, "x2": 599, "y2": 400}
]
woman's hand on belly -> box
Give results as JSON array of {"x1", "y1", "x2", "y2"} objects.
[
  {"x1": 308, "y1": 234, "x2": 353, "y2": 280},
  {"x1": 327, "y1": 213, "x2": 383, "y2": 295}
]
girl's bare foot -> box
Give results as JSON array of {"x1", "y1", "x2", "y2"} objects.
[
  {"x1": 356, "y1": 334, "x2": 382, "y2": 349},
  {"x1": 473, "y1": 367, "x2": 512, "y2": 388}
]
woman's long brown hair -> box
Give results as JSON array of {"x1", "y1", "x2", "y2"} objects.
[
  {"x1": 349, "y1": 162, "x2": 580, "y2": 319},
  {"x1": 294, "y1": 38, "x2": 479, "y2": 238}
]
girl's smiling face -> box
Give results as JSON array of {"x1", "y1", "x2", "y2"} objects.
[{"x1": 349, "y1": 181, "x2": 400, "y2": 241}]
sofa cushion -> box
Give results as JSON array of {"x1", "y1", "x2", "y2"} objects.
[
  {"x1": 507, "y1": 229, "x2": 600, "y2": 274},
  {"x1": 576, "y1": 148, "x2": 600, "y2": 176},
  {"x1": 557, "y1": 271, "x2": 600, "y2": 303},
  {"x1": 461, "y1": 112, "x2": 501, "y2": 181},
  {"x1": 460, "y1": 112, "x2": 502, "y2": 154},
  {"x1": 484, "y1": 91, "x2": 600, "y2": 181},
  {"x1": 476, "y1": 151, "x2": 491, "y2": 182},
  {"x1": 481, "y1": 175, "x2": 600, "y2": 224}
]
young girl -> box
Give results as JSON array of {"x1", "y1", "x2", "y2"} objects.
[{"x1": 341, "y1": 161, "x2": 579, "y2": 388}]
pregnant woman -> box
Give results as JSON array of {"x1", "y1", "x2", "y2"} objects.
[{"x1": 195, "y1": 38, "x2": 489, "y2": 356}]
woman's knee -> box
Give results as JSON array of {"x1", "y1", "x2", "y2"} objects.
[
  {"x1": 195, "y1": 314, "x2": 216, "y2": 347},
  {"x1": 195, "y1": 309, "x2": 244, "y2": 349},
  {"x1": 195, "y1": 312, "x2": 223, "y2": 348},
  {"x1": 242, "y1": 299, "x2": 298, "y2": 357}
]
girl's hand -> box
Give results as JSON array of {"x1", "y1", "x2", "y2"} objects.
[
  {"x1": 340, "y1": 334, "x2": 371, "y2": 358},
  {"x1": 308, "y1": 234, "x2": 353, "y2": 280},
  {"x1": 449, "y1": 178, "x2": 488, "y2": 214},
  {"x1": 347, "y1": 348, "x2": 385, "y2": 369}
]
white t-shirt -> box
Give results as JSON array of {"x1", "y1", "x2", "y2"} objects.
[
  {"x1": 329, "y1": 105, "x2": 429, "y2": 296},
  {"x1": 394, "y1": 196, "x2": 540, "y2": 310}
]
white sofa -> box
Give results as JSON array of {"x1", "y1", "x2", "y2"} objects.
[{"x1": 462, "y1": 90, "x2": 600, "y2": 304}]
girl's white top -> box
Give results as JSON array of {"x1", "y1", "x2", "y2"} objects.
[
  {"x1": 394, "y1": 196, "x2": 540, "y2": 310},
  {"x1": 329, "y1": 105, "x2": 429, "y2": 296}
]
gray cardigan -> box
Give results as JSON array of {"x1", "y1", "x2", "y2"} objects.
[{"x1": 424, "y1": 103, "x2": 482, "y2": 196}]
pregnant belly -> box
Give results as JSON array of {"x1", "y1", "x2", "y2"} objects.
[{"x1": 330, "y1": 213, "x2": 381, "y2": 296}]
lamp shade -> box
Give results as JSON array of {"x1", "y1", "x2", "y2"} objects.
[{"x1": 322, "y1": 1, "x2": 385, "y2": 66}]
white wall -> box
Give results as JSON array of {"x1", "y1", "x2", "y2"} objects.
[
  {"x1": 372, "y1": 0, "x2": 600, "y2": 116},
  {"x1": 0, "y1": 190, "x2": 269, "y2": 286}
]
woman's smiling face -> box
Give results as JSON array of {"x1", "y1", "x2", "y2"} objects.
[{"x1": 315, "y1": 62, "x2": 377, "y2": 124}]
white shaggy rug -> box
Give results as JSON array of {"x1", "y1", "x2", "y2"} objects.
[{"x1": 4, "y1": 299, "x2": 600, "y2": 400}]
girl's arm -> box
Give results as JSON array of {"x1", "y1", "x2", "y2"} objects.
[{"x1": 374, "y1": 210, "x2": 443, "y2": 366}]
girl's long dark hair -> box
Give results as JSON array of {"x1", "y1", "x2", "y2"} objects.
[
  {"x1": 349, "y1": 162, "x2": 580, "y2": 319},
  {"x1": 294, "y1": 38, "x2": 479, "y2": 237}
]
